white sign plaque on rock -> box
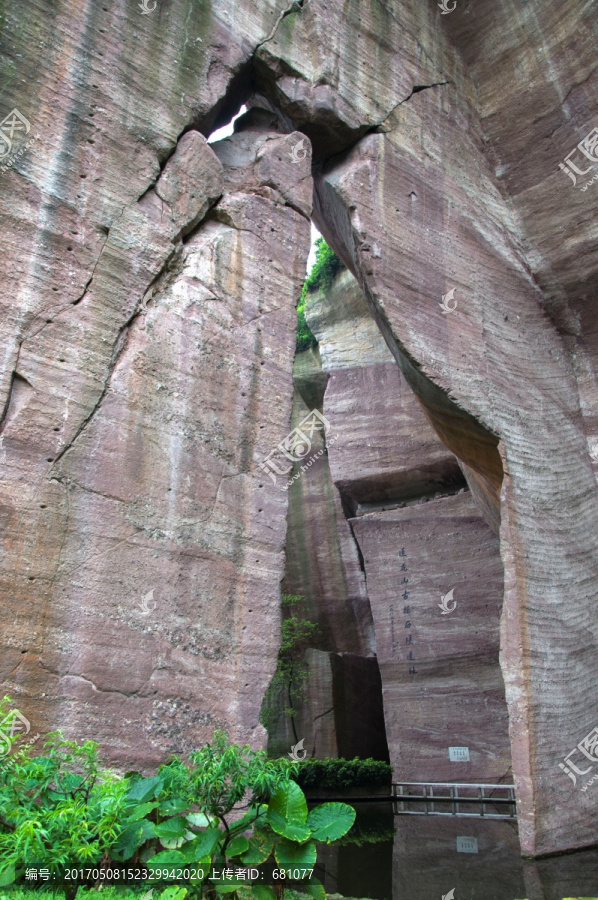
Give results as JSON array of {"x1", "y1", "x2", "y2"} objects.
[
  {"x1": 457, "y1": 836, "x2": 478, "y2": 854},
  {"x1": 449, "y1": 746, "x2": 470, "y2": 762}
]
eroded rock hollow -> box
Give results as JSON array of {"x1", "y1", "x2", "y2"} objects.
[{"x1": 1, "y1": 0, "x2": 597, "y2": 860}]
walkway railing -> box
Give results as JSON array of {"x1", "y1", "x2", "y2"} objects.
[{"x1": 391, "y1": 782, "x2": 517, "y2": 819}]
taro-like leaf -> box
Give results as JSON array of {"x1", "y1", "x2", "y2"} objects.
[
  {"x1": 112, "y1": 818, "x2": 156, "y2": 859},
  {"x1": 186, "y1": 812, "x2": 212, "y2": 828},
  {"x1": 156, "y1": 815, "x2": 191, "y2": 848},
  {"x1": 240, "y1": 833, "x2": 274, "y2": 865},
  {"x1": 159, "y1": 887, "x2": 188, "y2": 900},
  {"x1": 146, "y1": 849, "x2": 186, "y2": 868},
  {"x1": 274, "y1": 838, "x2": 317, "y2": 869},
  {"x1": 126, "y1": 775, "x2": 164, "y2": 804},
  {"x1": 306, "y1": 802, "x2": 356, "y2": 842},
  {"x1": 125, "y1": 801, "x2": 158, "y2": 822},
  {"x1": 301, "y1": 877, "x2": 326, "y2": 900},
  {"x1": 226, "y1": 834, "x2": 249, "y2": 857},
  {"x1": 249, "y1": 887, "x2": 276, "y2": 900},
  {"x1": 180, "y1": 827, "x2": 222, "y2": 862},
  {"x1": 159, "y1": 797, "x2": 189, "y2": 815},
  {"x1": 267, "y1": 810, "x2": 311, "y2": 843},
  {"x1": 268, "y1": 782, "x2": 308, "y2": 824}
]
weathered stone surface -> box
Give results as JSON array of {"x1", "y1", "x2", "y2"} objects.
[
  {"x1": 307, "y1": 81, "x2": 598, "y2": 856},
  {"x1": 352, "y1": 492, "x2": 511, "y2": 784},
  {"x1": 2, "y1": 0, "x2": 598, "y2": 860},
  {"x1": 282, "y1": 381, "x2": 374, "y2": 658},
  {"x1": 392, "y1": 816, "x2": 525, "y2": 900},
  {"x1": 0, "y1": 121, "x2": 310, "y2": 766},
  {"x1": 305, "y1": 269, "x2": 395, "y2": 372}
]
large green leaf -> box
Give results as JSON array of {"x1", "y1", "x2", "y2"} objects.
[
  {"x1": 307, "y1": 802, "x2": 355, "y2": 842},
  {"x1": 240, "y1": 832, "x2": 274, "y2": 865},
  {"x1": 268, "y1": 782, "x2": 308, "y2": 824},
  {"x1": 125, "y1": 801, "x2": 158, "y2": 822},
  {"x1": 301, "y1": 878, "x2": 326, "y2": 900},
  {"x1": 250, "y1": 886, "x2": 276, "y2": 900},
  {"x1": 156, "y1": 816, "x2": 194, "y2": 847},
  {"x1": 159, "y1": 797, "x2": 189, "y2": 815},
  {"x1": 159, "y1": 888, "x2": 188, "y2": 900},
  {"x1": 180, "y1": 827, "x2": 222, "y2": 862},
  {"x1": 0, "y1": 865, "x2": 15, "y2": 887},
  {"x1": 267, "y1": 810, "x2": 311, "y2": 843},
  {"x1": 112, "y1": 818, "x2": 156, "y2": 859},
  {"x1": 226, "y1": 835, "x2": 249, "y2": 857},
  {"x1": 274, "y1": 838, "x2": 317, "y2": 869},
  {"x1": 146, "y1": 849, "x2": 186, "y2": 868},
  {"x1": 126, "y1": 775, "x2": 164, "y2": 804},
  {"x1": 229, "y1": 807, "x2": 265, "y2": 836},
  {"x1": 186, "y1": 812, "x2": 213, "y2": 828}
]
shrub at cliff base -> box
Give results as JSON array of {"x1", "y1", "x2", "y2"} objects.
[
  {"x1": 293, "y1": 758, "x2": 391, "y2": 791},
  {"x1": 0, "y1": 697, "x2": 356, "y2": 900}
]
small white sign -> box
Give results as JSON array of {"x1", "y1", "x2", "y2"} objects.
[
  {"x1": 449, "y1": 746, "x2": 470, "y2": 762},
  {"x1": 457, "y1": 836, "x2": 478, "y2": 854}
]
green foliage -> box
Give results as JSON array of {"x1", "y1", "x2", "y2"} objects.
[
  {"x1": 0, "y1": 697, "x2": 128, "y2": 894},
  {"x1": 293, "y1": 757, "x2": 392, "y2": 791},
  {"x1": 295, "y1": 297, "x2": 316, "y2": 353},
  {"x1": 296, "y1": 238, "x2": 345, "y2": 353},
  {"x1": 260, "y1": 596, "x2": 321, "y2": 734},
  {"x1": 0, "y1": 699, "x2": 356, "y2": 900},
  {"x1": 303, "y1": 238, "x2": 345, "y2": 297}
]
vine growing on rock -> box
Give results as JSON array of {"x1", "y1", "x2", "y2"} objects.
[
  {"x1": 260, "y1": 595, "x2": 321, "y2": 741},
  {"x1": 296, "y1": 239, "x2": 345, "y2": 353}
]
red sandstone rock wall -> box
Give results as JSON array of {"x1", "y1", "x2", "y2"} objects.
[{"x1": 1, "y1": 0, "x2": 597, "y2": 858}]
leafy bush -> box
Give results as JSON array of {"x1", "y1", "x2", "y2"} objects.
[
  {"x1": 293, "y1": 758, "x2": 391, "y2": 791},
  {"x1": 0, "y1": 698, "x2": 355, "y2": 899},
  {"x1": 303, "y1": 239, "x2": 345, "y2": 296},
  {"x1": 296, "y1": 239, "x2": 345, "y2": 353}
]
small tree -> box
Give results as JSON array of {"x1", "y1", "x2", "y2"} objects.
[{"x1": 260, "y1": 595, "x2": 321, "y2": 742}]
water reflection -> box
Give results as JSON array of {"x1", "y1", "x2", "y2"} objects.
[{"x1": 316, "y1": 802, "x2": 598, "y2": 900}]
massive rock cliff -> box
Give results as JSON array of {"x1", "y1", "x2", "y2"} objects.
[{"x1": 1, "y1": 0, "x2": 597, "y2": 859}]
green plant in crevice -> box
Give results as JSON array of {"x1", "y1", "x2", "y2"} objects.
[
  {"x1": 260, "y1": 595, "x2": 321, "y2": 741},
  {"x1": 295, "y1": 239, "x2": 345, "y2": 353}
]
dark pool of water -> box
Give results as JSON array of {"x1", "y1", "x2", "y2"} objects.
[{"x1": 314, "y1": 802, "x2": 598, "y2": 900}]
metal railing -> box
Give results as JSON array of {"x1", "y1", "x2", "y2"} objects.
[{"x1": 391, "y1": 782, "x2": 516, "y2": 819}]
